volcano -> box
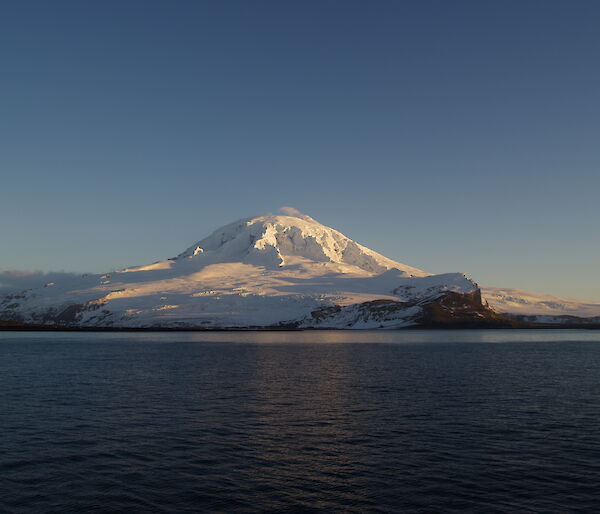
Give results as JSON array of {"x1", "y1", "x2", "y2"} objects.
[{"x1": 0, "y1": 211, "x2": 558, "y2": 329}]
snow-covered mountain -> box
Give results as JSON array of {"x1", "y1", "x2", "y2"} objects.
[
  {"x1": 2, "y1": 211, "x2": 597, "y2": 329},
  {"x1": 482, "y1": 287, "x2": 600, "y2": 325},
  {"x1": 0, "y1": 212, "x2": 508, "y2": 329}
]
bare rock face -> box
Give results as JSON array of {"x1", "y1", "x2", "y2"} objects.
[
  {"x1": 416, "y1": 291, "x2": 519, "y2": 328},
  {"x1": 285, "y1": 291, "x2": 516, "y2": 329}
]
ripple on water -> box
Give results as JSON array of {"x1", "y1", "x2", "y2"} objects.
[{"x1": 1, "y1": 330, "x2": 600, "y2": 512}]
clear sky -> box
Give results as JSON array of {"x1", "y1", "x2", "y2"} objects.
[{"x1": 1, "y1": 0, "x2": 599, "y2": 301}]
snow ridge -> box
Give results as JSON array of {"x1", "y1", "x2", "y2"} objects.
[
  {"x1": 177, "y1": 213, "x2": 428, "y2": 276},
  {"x1": 482, "y1": 287, "x2": 600, "y2": 319}
]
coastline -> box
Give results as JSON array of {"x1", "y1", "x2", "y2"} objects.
[{"x1": 1, "y1": 322, "x2": 599, "y2": 332}]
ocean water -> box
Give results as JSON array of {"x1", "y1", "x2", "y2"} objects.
[{"x1": 1, "y1": 330, "x2": 600, "y2": 513}]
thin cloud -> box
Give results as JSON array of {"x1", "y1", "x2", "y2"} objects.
[
  {"x1": 279, "y1": 206, "x2": 314, "y2": 221},
  {"x1": 0, "y1": 270, "x2": 87, "y2": 296}
]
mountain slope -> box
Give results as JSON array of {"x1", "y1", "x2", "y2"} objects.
[
  {"x1": 0, "y1": 212, "x2": 508, "y2": 329},
  {"x1": 178, "y1": 213, "x2": 429, "y2": 276},
  {"x1": 482, "y1": 287, "x2": 600, "y2": 324}
]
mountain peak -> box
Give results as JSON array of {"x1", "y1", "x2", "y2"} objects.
[{"x1": 177, "y1": 212, "x2": 429, "y2": 277}]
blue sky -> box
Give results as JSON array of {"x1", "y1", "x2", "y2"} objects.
[{"x1": 1, "y1": 0, "x2": 599, "y2": 300}]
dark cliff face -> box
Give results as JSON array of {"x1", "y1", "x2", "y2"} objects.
[
  {"x1": 285, "y1": 289, "x2": 519, "y2": 329},
  {"x1": 416, "y1": 290, "x2": 519, "y2": 328}
]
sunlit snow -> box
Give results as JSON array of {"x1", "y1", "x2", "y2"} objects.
[{"x1": 0, "y1": 212, "x2": 476, "y2": 328}]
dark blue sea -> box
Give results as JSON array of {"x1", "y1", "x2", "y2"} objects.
[{"x1": 1, "y1": 330, "x2": 600, "y2": 513}]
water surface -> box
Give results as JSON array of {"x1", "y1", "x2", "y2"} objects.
[{"x1": 1, "y1": 330, "x2": 599, "y2": 512}]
